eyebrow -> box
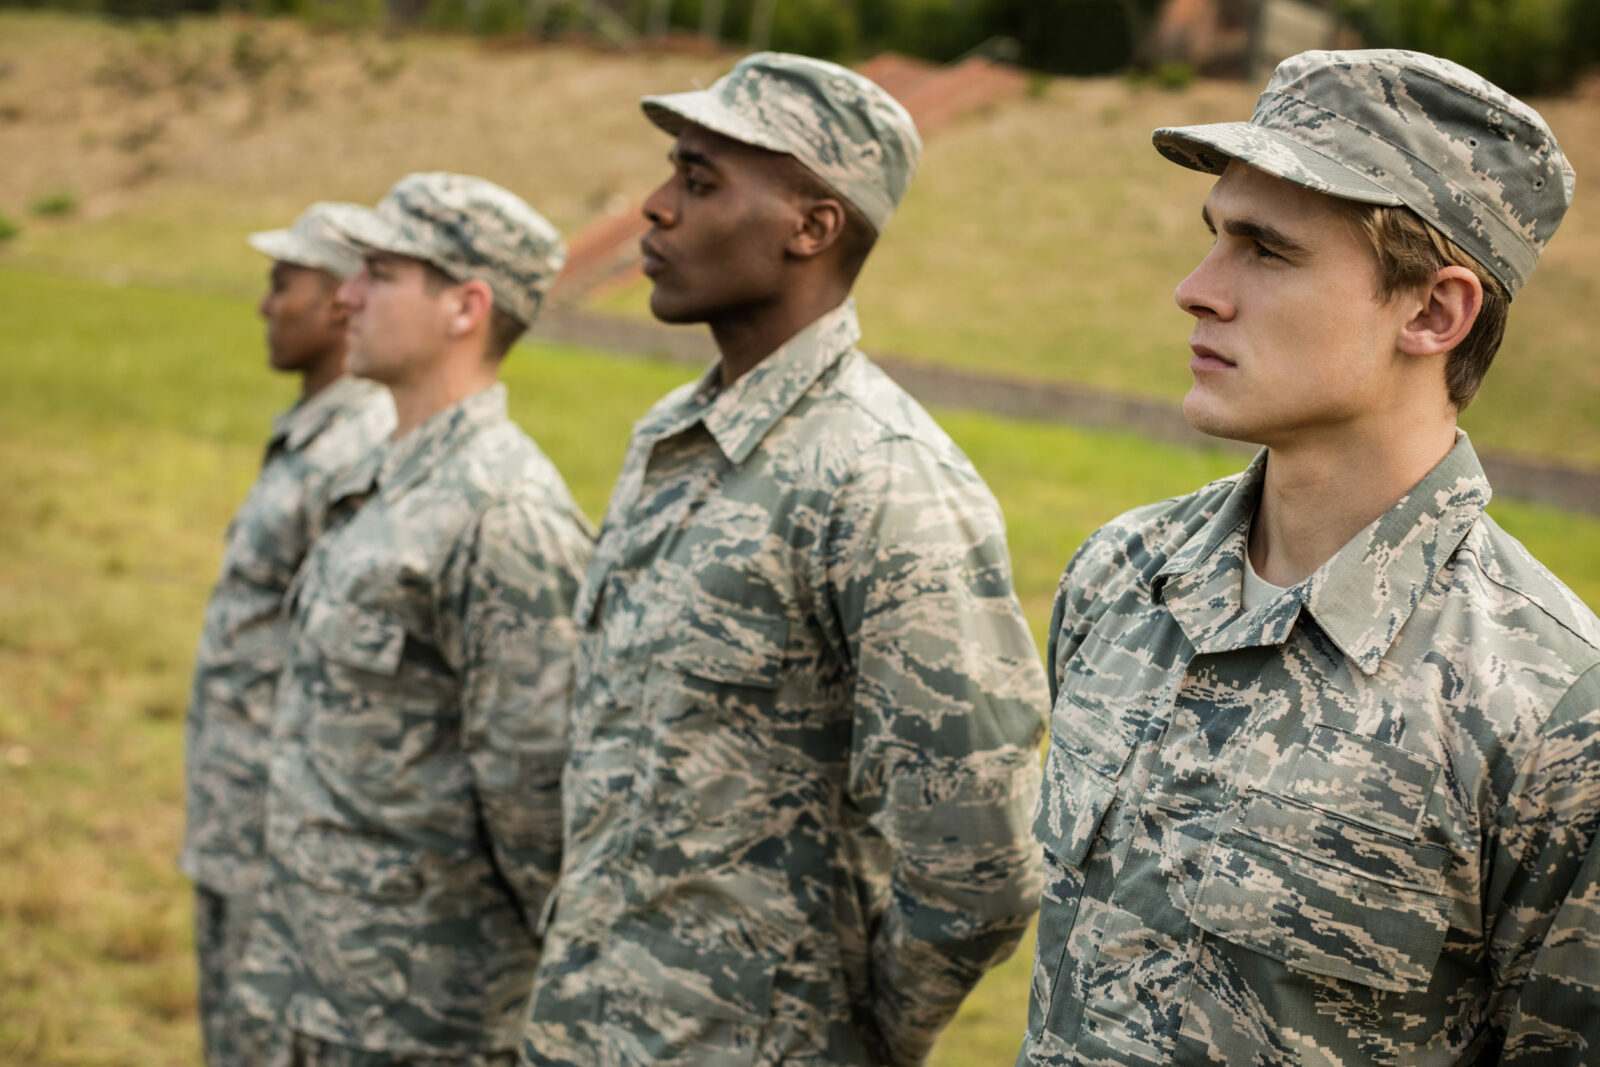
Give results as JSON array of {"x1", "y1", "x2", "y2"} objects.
[
  {"x1": 1201, "y1": 204, "x2": 1310, "y2": 257},
  {"x1": 670, "y1": 147, "x2": 718, "y2": 172}
]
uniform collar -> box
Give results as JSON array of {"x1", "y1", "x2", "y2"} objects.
[
  {"x1": 1300, "y1": 433, "x2": 1490, "y2": 674},
  {"x1": 270, "y1": 375, "x2": 382, "y2": 452},
  {"x1": 1154, "y1": 434, "x2": 1490, "y2": 674},
  {"x1": 645, "y1": 300, "x2": 861, "y2": 466},
  {"x1": 375, "y1": 382, "x2": 508, "y2": 498}
]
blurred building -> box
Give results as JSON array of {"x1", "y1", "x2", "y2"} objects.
[{"x1": 1153, "y1": 0, "x2": 1348, "y2": 78}]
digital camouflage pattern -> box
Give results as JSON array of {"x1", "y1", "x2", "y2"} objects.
[
  {"x1": 230, "y1": 384, "x2": 594, "y2": 1056},
  {"x1": 248, "y1": 202, "x2": 368, "y2": 279},
  {"x1": 324, "y1": 173, "x2": 567, "y2": 327},
  {"x1": 1020, "y1": 435, "x2": 1600, "y2": 1065},
  {"x1": 262, "y1": 1030, "x2": 518, "y2": 1067},
  {"x1": 642, "y1": 52, "x2": 921, "y2": 234},
  {"x1": 1153, "y1": 49, "x2": 1576, "y2": 296},
  {"x1": 522, "y1": 301, "x2": 1047, "y2": 1067},
  {"x1": 181, "y1": 375, "x2": 393, "y2": 1063}
]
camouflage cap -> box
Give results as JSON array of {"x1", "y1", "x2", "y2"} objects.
[
  {"x1": 641, "y1": 51, "x2": 921, "y2": 234},
  {"x1": 247, "y1": 202, "x2": 365, "y2": 279},
  {"x1": 324, "y1": 172, "x2": 566, "y2": 326},
  {"x1": 1152, "y1": 49, "x2": 1575, "y2": 296}
]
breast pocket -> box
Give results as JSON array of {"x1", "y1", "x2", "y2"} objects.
[
  {"x1": 1191, "y1": 789, "x2": 1453, "y2": 994},
  {"x1": 641, "y1": 604, "x2": 789, "y2": 841},
  {"x1": 604, "y1": 914, "x2": 781, "y2": 1067},
  {"x1": 281, "y1": 824, "x2": 428, "y2": 1005},
  {"x1": 303, "y1": 601, "x2": 406, "y2": 677},
  {"x1": 1030, "y1": 696, "x2": 1136, "y2": 1033}
]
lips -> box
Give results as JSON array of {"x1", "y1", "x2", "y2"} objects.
[
  {"x1": 640, "y1": 235, "x2": 667, "y2": 277},
  {"x1": 1188, "y1": 341, "x2": 1235, "y2": 371}
]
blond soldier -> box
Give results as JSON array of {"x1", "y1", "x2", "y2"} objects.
[
  {"x1": 181, "y1": 203, "x2": 394, "y2": 1065},
  {"x1": 229, "y1": 173, "x2": 593, "y2": 1065},
  {"x1": 1020, "y1": 51, "x2": 1599, "y2": 1065},
  {"x1": 523, "y1": 54, "x2": 1047, "y2": 1066}
]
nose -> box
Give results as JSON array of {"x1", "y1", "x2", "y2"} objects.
[
  {"x1": 257, "y1": 290, "x2": 272, "y2": 319},
  {"x1": 1174, "y1": 246, "x2": 1233, "y2": 322},
  {"x1": 338, "y1": 270, "x2": 366, "y2": 311},
  {"x1": 641, "y1": 177, "x2": 675, "y2": 229}
]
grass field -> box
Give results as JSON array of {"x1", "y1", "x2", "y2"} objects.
[
  {"x1": 3, "y1": 263, "x2": 1598, "y2": 1065},
  {"x1": 3, "y1": 11, "x2": 1599, "y2": 467}
]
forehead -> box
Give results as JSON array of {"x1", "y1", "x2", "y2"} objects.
[
  {"x1": 1204, "y1": 159, "x2": 1350, "y2": 232},
  {"x1": 672, "y1": 123, "x2": 789, "y2": 180},
  {"x1": 272, "y1": 260, "x2": 334, "y2": 285}
]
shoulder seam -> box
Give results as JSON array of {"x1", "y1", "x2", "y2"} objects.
[{"x1": 1453, "y1": 541, "x2": 1600, "y2": 656}]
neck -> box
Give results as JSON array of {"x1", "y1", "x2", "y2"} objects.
[
  {"x1": 1249, "y1": 420, "x2": 1458, "y2": 587},
  {"x1": 299, "y1": 349, "x2": 349, "y2": 400},
  {"x1": 709, "y1": 280, "x2": 848, "y2": 387},
  {"x1": 387, "y1": 351, "x2": 497, "y2": 439}
]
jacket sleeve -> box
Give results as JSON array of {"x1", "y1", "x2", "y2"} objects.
[
  {"x1": 440, "y1": 496, "x2": 592, "y2": 934},
  {"x1": 821, "y1": 438, "x2": 1048, "y2": 1065},
  {"x1": 1494, "y1": 661, "x2": 1600, "y2": 1063}
]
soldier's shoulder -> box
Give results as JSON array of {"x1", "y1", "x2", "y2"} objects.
[
  {"x1": 810, "y1": 351, "x2": 971, "y2": 470},
  {"x1": 300, "y1": 382, "x2": 394, "y2": 468},
  {"x1": 1062, "y1": 472, "x2": 1245, "y2": 603},
  {"x1": 1451, "y1": 513, "x2": 1600, "y2": 664},
  {"x1": 459, "y1": 421, "x2": 590, "y2": 530}
]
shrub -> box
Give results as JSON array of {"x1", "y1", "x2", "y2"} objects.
[
  {"x1": 30, "y1": 191, "x2": 78, "y2": 217},
  {"x1": 1337, "y1": 0, "x2": 1595, "y2": 96}
]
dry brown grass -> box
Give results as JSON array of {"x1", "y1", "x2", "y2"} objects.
[
  {"x1": 0, "y1": 12, "x2": 728, "y2": 291},
  {"x1": 4, "y1": 11, "x2": 1596, "y2": 465}
]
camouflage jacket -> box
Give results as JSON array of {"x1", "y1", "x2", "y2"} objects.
[
  {"x1": 1020, "y1": 435, "x2": 1600, "y2": 1066},
  {"x1": 231, "y1": 384, "x2": 594, "y2": 1055},
  {"x1": 523, "y1": 301, "x2": 1048, "y2": 1067},
  {"x1": 181, "y1": 375, "x2": 394, "y2": 897}
]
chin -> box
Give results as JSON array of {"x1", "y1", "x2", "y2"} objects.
[
  {"x1": 647, "y1": 288, "x2": 707, "y2": 326},
  {"x1": 1182, "y1": 391, "x2": 1257, "y2": 444}
]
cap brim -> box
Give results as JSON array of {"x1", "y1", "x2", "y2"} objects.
[
  {"x1": 1153, "y1": 121, "x2": 1404, "y2": 206},
  {"x1": 319, "y1": 202, "x2": 414, "y2": 257},
  {"x1": 641, "y1": 90, "x2": 789, "y2": 155},
  {"x1": 247, "y1": 229, "x2": 304, "y2": 263}
]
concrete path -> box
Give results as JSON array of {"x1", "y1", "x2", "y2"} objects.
[{"x1": 531, "y1": 308, "x2": 1600, "y2": 516}]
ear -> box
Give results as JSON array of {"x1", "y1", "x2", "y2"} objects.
[
  {"x1": 785, "y1": 197, "x2": 847, "y2": 261},
  {"x1": 445, "y1": 279, "x2": 494, "y2": 341},
  {"x1": 1397, "y1": 266, "x2": 1482, "y2": 359}
]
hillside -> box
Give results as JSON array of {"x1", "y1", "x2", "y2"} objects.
[{"x1": 3, "y1": 10, "x2": 1597, "y2": 471}]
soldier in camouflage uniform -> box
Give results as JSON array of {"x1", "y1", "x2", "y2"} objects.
[
  {"x1": 1020, "y1": 50, "x2": 1599, "y2": 1065},
  {"x1": 182, "y1": 202, "x2": 395, "y2": 1066},
  {"x1": 522, "y1": 53, "x2": 1048, "y2": 1067},
  {"x1": 228, "y1": 173, "x2": 594, "y2": 1065}
]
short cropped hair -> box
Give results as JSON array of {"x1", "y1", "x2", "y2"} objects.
[
  {"x1": 774, "y1": 156, "x2": 878, "y2": 286},
  {"x1": 1332, "y1": 201, "x2": 1510, "y2": 410},
  {"x1": 420, "y1": 260, "x2": 527, "y2": 363}
]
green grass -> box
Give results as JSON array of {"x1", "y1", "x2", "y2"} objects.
[
  {"x1": 2, "y1": 266, "x2": 1597, "y2": 1065},
  {"x1": 6, "y1": 11, "x2": 1598, "y2": 467}
]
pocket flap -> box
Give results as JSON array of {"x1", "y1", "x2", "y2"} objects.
[
  {"x1": 304, "y1": 601, "x2": 406, "y2": 676},
  {"x1": 1032, "y1": 727, "x2": 1121, "y2": 868},
  {"x1": 288, "y1": 825, "x2": 426, "y2": 901},
  {"x1": 1286, "y1": 725, "x2": 1439, "y2": 838},
  {"x1": 1192, "y1": 819, "x2": 1452, "y2": 993},
  {"x1": 656, "y1": 605, "x2": 787, "y2": 690},
  {"x1": 608, "y1": 918, "x2": 777, "y2": 1025}
]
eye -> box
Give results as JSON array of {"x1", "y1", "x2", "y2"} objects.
[{"x1": 1252, "y1": 241, "x2": 1283, "y2": 261}]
